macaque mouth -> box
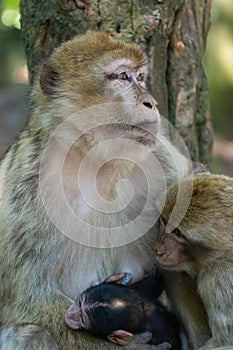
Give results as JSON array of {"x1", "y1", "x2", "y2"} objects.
[
  {"x1": 137, "y1": 121, "x2": 157, "y2": 127},
  {"x1": 155, "y1": 254, "x2": 175, "y2": 268},
  {"x1": 156, "y1": 261, "x2": 180, "y2": 271},
  {"x1": 136, "y1": 122, "x2": 158, "y2": 135},
  {"x1": 155, "y1": 252, "x2": 186, "y2": 271},
  {"x1": 121, "y1": 122, "x2": 157, "y2": 143}
]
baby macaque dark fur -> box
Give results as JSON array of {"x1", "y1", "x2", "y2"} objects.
[{"x1": 66, "y1": 276, "x2": 181, "y2": 349}]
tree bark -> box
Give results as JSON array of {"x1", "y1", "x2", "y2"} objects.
[{"x1": 20, "y1": 0, "x2": 213, "y2": 165}]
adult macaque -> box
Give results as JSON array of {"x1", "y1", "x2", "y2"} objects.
[
  {"x1": 155, "y1": 174, "x2": 233, "y2": 350},
  {"x1": 0, "y1": 31, "x2": 203, "y2": 350},
  {"x1": 66, "y1": 273, "x2": 181, "y2": 349}
]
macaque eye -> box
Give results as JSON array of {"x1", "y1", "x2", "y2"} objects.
[
  {"x1": 80, "y1": 313, "x2": 86, "y2": 325},
  {"x1": 117, "y1": 72, "x2": 128, "y2": 80},
  {"x1": 173, "y1": 228, "x2": 183, "y2": 238},
  {"x1": 137, "y1": 73, "x2": 144, "y2": 82}
]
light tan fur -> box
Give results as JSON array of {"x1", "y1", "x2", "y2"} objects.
[{"x1": 0, "y1": 31, "x2": 193, "y2": 350}]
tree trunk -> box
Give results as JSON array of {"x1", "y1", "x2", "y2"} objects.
[{"x1": 20, "y1": 0, "x2": 213, "y2": 165}]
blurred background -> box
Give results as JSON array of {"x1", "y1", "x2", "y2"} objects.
[{"x1": 0, "y1": 0, "x2": 233, "y2": 174}]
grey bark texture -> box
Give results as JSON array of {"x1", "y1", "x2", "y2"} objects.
[{"x1": 20, "y1": 0, "x2": 213, "y2": 165}]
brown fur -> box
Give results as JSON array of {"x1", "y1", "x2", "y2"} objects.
[
  {"x1": 155, "y1": 174, "x2": 233, "y2": 349},
  {"x1": 0, "y1": 31, "x2": 193, "y2": 350}
]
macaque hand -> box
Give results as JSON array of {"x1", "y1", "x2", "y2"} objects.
[
  {"x1": 130, "y1": 331, "x2": 152, "y2": 344},
  {"x1": 105, "y1": 272, "x2": 132, "y2": 285},
  {"x1": 132, "y1": 332, "x2": 172, "y2": 350}
]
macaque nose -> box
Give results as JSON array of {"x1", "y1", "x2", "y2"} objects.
[
  {"x1": 142, "y1": 96, "x2": 157, "y2": 110},
  {"x1": 143, "y1": 101, "x2": 153, "y2": 109},
  {"x1": 155, "y1": 242, "x2": 166, "y2": 257},
  {"x1": 155, "y1": 248, "x2": 165, "y2": 256}
]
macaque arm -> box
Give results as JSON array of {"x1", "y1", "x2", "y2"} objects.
[
  {"x1": 1, "y1": 294, "x2": 161, "y2": 350},
  {"x1": 0, "y1": 324, "x2": 165, "y2": 350},
  {"x1": 0, "y1": 324, "x2": 59, "y2": 350},
  {"x1": 198, "y1": 270, "x2": 233, "y2": 348},
  {"x1": 198, "y1": 338, "x2": 222, "y2": 350},
  {"x1": 163, "y1": 271, "x2": 210, "y2": 349},
  {"x1": 0, "y1": 295, "x2": 110, "y2": 350},
  {"x1": 200, "y1": 346, "x2": 233, "y2": 350}
]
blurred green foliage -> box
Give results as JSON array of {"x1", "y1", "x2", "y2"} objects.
[
  {"x1": 0, "y1": 0, "x2": 25, "y2": 86},
  {"x1": 204, "y1": 0, "x2": 233, "y2": 140},
  {"x1": 1, "y1": 0, "x2": 20, "y2": 29}
]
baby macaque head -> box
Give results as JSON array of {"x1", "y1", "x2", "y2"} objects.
[
  {"x1": 65, "y1": 273, "x2": 145, "y2": 345},
  {"x1": 65, "y1": 278, "x2": 144, "y2": 345},
  {"x1": 155, "y1": 174, "x2": 233, "y2": 275}
]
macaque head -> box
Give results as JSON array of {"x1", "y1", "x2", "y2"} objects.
[
  {"x1": 155, "y1": 174, "x2": 233, "y2": 275},
  {"x1": 65, "y1": 276, "x2": 144, "y2": 345},
  {"x1": 36, "y1": 31, "x2": 160, "y2": 148},
  {"x1": 154, "y1": 216, "x2": 195, "y2": 273},
  {"x1": 37, "y1": 31, "x2": 160, "y2": 180}
]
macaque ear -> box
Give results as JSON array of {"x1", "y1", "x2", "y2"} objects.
[
  {"x1": 107, "y1": 330, "x2": 133, "y2": 345},
  {"x1": 105, "y1": 272, "x2": 131, "y2": 285},
  {"x1": 40, "y1": 63, "x2": 60, "y2": 96}
]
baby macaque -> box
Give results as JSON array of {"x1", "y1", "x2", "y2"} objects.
[
  {"x1": 155, "y1": 173, "x2": 233, "y2": 349},
  {"x1": 65, "y1": 273, "x2": 181, "y2": 349}
]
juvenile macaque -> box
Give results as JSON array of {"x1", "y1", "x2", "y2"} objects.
[
  {"x1": 0, "y1": 31, "x2": 204, "y2": 350},
  {"x1": 66, "y1": 273, "x2": 181, "y2": 349},
  {"x1": 155, "y1": 174, "x2": 233, "y2": 350}
]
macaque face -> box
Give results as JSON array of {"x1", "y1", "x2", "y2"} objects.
[
  {"x1": 105, "y1": 60, "x2": 151, "y2": 106},
  {"x1": 40, "y1": 56, "x2": 160, "y2": 148},
  {"x1": 155, "y1": 217, "x2": 195, "y2": 273},
  {"x1": 65, "y1": 300, "x2": 91, "y2": 331},
  {"x1": 103, "y1": 59, "x2": 160, "y2": 146}
]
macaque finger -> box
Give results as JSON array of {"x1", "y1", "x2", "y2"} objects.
[
  {"x1": 131, "y1": 331, "x2": 152, "y2": 344},
  {"x1": 120, "y1": 272, "x2": 132, "y2": 285},
  {"x1": 105, "y1": 272, "x2": 132, "y2": 285}
]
